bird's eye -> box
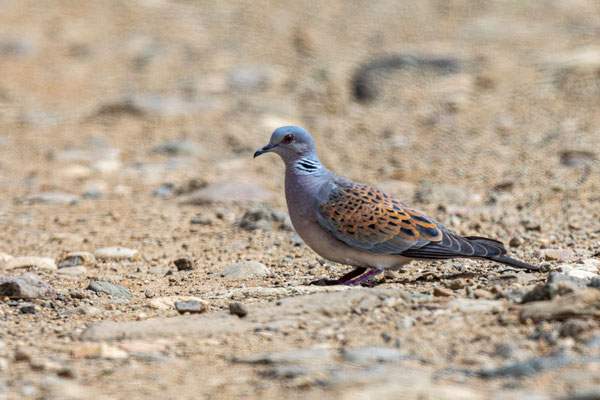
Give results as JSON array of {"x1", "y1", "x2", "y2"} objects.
[{"x1": 282, "y1": 134, "x2": 294, "y2": 144}]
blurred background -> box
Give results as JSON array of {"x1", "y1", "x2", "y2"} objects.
[{"x1": 1, "y1": 0, "x2": 599, "y2": 213}]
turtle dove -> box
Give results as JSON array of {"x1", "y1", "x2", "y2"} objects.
[{"x1": 254, "y1": 126, "x2": 538, "y2": 286}]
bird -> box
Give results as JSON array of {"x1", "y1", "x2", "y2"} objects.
[{"x1": 254, "y1": 126, "x2": 539, "y2": 286}]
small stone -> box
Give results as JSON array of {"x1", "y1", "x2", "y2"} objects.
[
  {"x1": 173, "y1": 257, "x2": 194, "y2": 271},
  {"x1": 190, "y1": 214, "x2": 213, "y2": 225},
  {"x1": 0, "y1": 273, "x2": 56, "y2": 299},
  {"x1": 473, "y1": 289, "x2": 494, "y2": 299},
  {"x1": 19, "y1": 305, "x2": 36, "y2": 314},
  {"x1": 57, "y1": 252, "x2": 96, "y2": 269},
  {"x1": 87, "y1": 281, "x2": 132, "y2": 298},
  {"x1": 175, "y1": 300, "x2": 206, "y2": 314},
  {"x1": 14, "y1": 348, "x2": 32, "y2": 362},
  {"x1": 509, "y1": 237, "x2": 523, "y2": 248},
  {"x1": 144, "y1": 289, "x2": 155, "y2": 298},
  {"x1": 72, "y1": 343, "x2": 128, "y2": 359},
  {"x1": 153, "y1": 183, "x2": 175, "y2": 197},
  {"x1": 220, "y1": 261, "x2": 271, "y2": 279},
  {"x1": 520, "y1": 289, "x2": 600, "y2": 322},
  {"x1": 397, "y1": 316, "x2": 415, "y2": 329},
  {"x1": 383, "y1": 270, "x2": 400, "y2": 280},
  {"x1": 433, "y1": 287, "x2": 454, "y2": 297},
  {"x1": 93, "y1": 247, "x2": 140, "y2": 261},
  {"x1": 229, "y1": 302, "x2": 249, "y2": 317},
  {"x1": 521, "y1": 283, "x2": 558, "y2": 304},
  {"x1": 4, "y1": 256, "x2": 57, "y2": 271},
  {"x1": 26, "y1": 192, "x2": 79, "y2": 205},
  {"x1": 537, "y1": 249, "x2": 575, "y2": 262},
  {"x1": 68, "y1": 305, "x2": 101, "y2": 315},
  {"x1": 444, "y1": 279, "x2": 466, "y2": 290},
  {"x1": 149, "y1": 296, "x2": 207, "y2": 310},
  {"x1": 239, "y1": 203, "x2": 290, "y2": 231}
]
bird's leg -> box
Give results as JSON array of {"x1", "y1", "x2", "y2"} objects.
[
  {"x1": 309, "y1": 267, "x2": 367, "y2": 286},
  {"x1": 344, "y1": 269, "x2": 382, "y2": 287}
]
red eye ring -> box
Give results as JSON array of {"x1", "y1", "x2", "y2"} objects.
[{"x1": 282, "y1": 134, "x2": 294, "y2": 144}]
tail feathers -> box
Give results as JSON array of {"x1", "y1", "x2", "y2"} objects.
[
  {"x1": 464, "y1": 236, "x2": 506, "y2": 257},
  {"x1": 487, "y1": 254, "x2": 539, "y2": 271},
  {"x1": 465, "y1": 236, "x2": 539, "y2": 271}
]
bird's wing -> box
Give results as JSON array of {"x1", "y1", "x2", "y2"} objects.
[{"x1": 316, "y1": 180, "x2": 505, "y2": 258}]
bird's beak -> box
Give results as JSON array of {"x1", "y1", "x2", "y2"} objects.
[{"x1": 253, "y1": 143, "x2": 276, "y2": 158}]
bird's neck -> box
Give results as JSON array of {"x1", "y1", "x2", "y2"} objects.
[{"x1": 285, "y1": 155, "x2": 323, "y2": 176}]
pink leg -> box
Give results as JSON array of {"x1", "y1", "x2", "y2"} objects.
[
  {"x1": 310, "y1": 267, "x2": 367, "y2": 286},
  {"x1": 344, "y1": 269, "x2": 382, "y2": 287}
]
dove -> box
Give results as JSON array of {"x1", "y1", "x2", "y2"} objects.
[{"x1": 254, "y1": 126, "x2": 538, "y2": 286}]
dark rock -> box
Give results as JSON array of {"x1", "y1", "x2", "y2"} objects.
[
  {"x1": 87, "y1": 281, "x2": 132, "y2": 298},
  {"x1": 0, "y1": 273, "x2": 56, "y2": 299},
  {"x1": 559, "y1": 150, "x2": 596, "y2": 168},
  {"x1": 82, "y1": 189, "x2": 102, "y2": 199},
  {"x1": 261, "y1": 365, "x2": 309, "y2": 379},
  {"x1": 19, "y1": 305, "x2": 36, "y2": 314},
  {"x1": 173, "y1": 257, "x2": 194, "y2": 271},
  {"x1": 175, "y1": 300, "x2": 206, "y2": 314},
  {"x1": 229, "y1": 302, "x2": 249, "y2": 318},
  {"x1": 521, "y1": 283, "x2": 558, "y2": 304},
  {"x1": 351, "y1": 54, "x2": 461, "y2": 102},
  {"x1": 589, "y1": 277, "x2": 600, "y2": 288}
]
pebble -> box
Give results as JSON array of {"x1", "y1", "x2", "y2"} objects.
[
  {"x1": 229, "y1": 302, "x2": 249, "y2": 317},
  {"x1": 68, "y1": 305, "x2": 101, "y2": 316},
  {"x1": 20, "y1": 305, "x2": 36, "y2": 314},
  {"x1": 521, "y1": 283, "x2": 558, "y2": 304},
  {"x1": 239, "y1": 203, "x2": 292, "y2": 231},
  {"x1": 72, "y1": 342, "x2": 128, "y2": 359},
  {"x1": 537, "y1": 249, "x2": 575, "y2": 262},
  {"x1": 87, "y1": 281, "x2": 132, "y2": 298},
  {"x1": 220, "y1": 261, "x2": 271, "y2": 279},
  {"x1": 93, "y1": 247, "x2": 140, "y2": 261},
  {"x1": 153, "y1": 183, "x2": 175, "y2": 197},
  {"x1": 433, "y1": 287, "x2": 454, "y2": 297},
  {"x1": 148, "y1": 296, "x2": 207, "y2": 311},
  {"x1": 473, "y1": 289, "x2": 494, "y2": 299},
  {"x1": 173, "y1": 257, "x2": 194, "y2": 271},
  {"x1": 234, "y1": 348, "x2": 334, "y2": 365},
  {"x1": 25, "y1": 192, "x2": 79, "y2": 205},
  {"x1": 175, "y1": 300, "x2": 206, "y2": 314},
  {"x1": 520, "y1": 289, "x2": 600, "y2": 322},
  {"x1": 509, "y1": 237, "x2": 523, "y2": 248},
  {"x1": 4, "y1": 256, "x2": 57, "y2": 271},
  {"x1": 144, "y1": 289, "x2": 155, "y2": 298},
  {"x1": 0, "y1": 273, "x2": 56, "y2": 299},
  {"x1": 179, "y1": 181, "x2": 275, "y2": 205},
  {"x1": 57, "y1": 252, "x2": 97, "y2": 269}
]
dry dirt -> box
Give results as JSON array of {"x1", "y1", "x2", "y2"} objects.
[{"x1": 1, "y1": 1, "x2": 600, "y2": 399}]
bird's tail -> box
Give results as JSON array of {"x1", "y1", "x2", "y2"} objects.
[
  {"x1": 465, "y1": 236, "x2": 539, "y2": 271},
  {"x1": 487, "y1": 254, "x2": 539, "y2": 271}
]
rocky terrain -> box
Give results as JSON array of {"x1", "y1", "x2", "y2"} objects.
[{"x1": 1, "y1": 0, "x2": 600, "y2": 399}]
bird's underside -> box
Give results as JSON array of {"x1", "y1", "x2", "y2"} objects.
[{"x1": 312, "y1": 179, "x2": 539, "y2": 286}]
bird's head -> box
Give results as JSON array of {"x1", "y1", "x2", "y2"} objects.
[{"x1": 254, "y1": 126, "x2": 317, "y2": 162}]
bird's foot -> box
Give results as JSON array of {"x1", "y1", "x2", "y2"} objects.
[
  {"x1": 308, "y1": 267, "x2": 367, "y2": 286},
  {"x1": 343, "y1": 269, "x2": 383, "y2": 287}
]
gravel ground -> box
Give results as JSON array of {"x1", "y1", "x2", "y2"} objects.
[{"x1": 1, "y1": 1, "x2": 600, "y2": 399}]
